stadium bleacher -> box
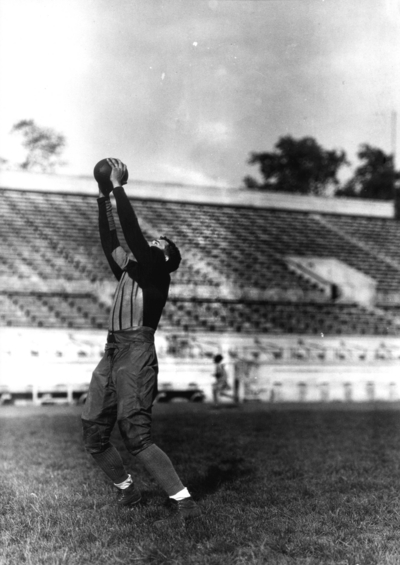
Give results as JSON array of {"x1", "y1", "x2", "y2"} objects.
[{"x1": 1, "y1": 186, "x2": 400, "y2": 336}]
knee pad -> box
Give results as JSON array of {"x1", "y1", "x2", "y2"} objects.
[
  {"x1": 82, "y1": 419, "x2": 112, "y2": 455},
  {"x1": 118, "y1": 418, "x2": 152, "y2": 456}
]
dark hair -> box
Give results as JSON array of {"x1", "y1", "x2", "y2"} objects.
[
  {"x1": 160, "y1": 236, "x2": 181, "y2": 273},
  {"x1": 214, "y1": 354, "x2": 223, "y2": 363}
]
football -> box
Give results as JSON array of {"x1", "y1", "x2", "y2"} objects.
[{"x1": 93, "y1": 158, "x2": 129, "y2": 194}]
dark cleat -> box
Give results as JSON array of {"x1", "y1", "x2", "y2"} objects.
[
  {"x1": 116, "y1": 482, "x2": 142, "y2": 507},
  {"x1": 154, "y1": 497, "x2": 201, "y2": 528}
]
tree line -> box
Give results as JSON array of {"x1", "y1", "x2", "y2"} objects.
[
  {"x1": 243, "y1": 135, "x2": 400, "y2": 200},
  {"x1": 1, "y1": 119, "x2": 66, "y2": 174},
  {"x1": 2, "y1": 121, "x2": 399, "y2": 201}
]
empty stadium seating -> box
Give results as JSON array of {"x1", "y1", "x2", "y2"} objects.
[
  {"x1": 2, "y1": 187, "x2": 400, "y2": 336},
  {"x1": 0, "y1": 292, "x2": 109, "y2": 329},
  {"x1": 161, "y1": 299, "x2": 400, "y2": 335}
]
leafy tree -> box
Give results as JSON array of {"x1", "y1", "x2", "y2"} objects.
[
  {"x1": 335, "y1": 144, "x2": 399, "y2": 200},
  {"x1": 11, "y1": 119, "x2": 66, "y2": 173},
  {"x1": 243, "y1": 136, "x2": 348, "y2": 196}
]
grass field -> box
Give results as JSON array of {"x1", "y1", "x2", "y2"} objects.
[{"x1": 2, "y1": 402, "x2": 400, "y2": 565}]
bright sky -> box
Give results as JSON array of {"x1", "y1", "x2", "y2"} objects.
[{"x1": 0, "y1": 0, "x2": 399, "y2": 187}]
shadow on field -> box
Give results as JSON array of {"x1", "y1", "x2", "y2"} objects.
[{"x1": 190, "y1": 456, "x2": 254, "y2": 499}]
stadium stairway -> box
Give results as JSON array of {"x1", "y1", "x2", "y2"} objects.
[{"x1": 312, "y1": 213, "x2": 400, "y2": 284}]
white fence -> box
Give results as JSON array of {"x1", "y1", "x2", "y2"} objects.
[
  {"x1": 2, "y1": 327, "x2": 400, "y2": 405},
  {"x1": 239, "y1": 361, "x2": 400, "y2": 403}
]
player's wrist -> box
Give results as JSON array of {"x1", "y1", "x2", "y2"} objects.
[{"x1": 97, "y1": 188, "x2": 109, "y2": 199}]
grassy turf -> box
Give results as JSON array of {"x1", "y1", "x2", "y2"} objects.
[{"x1": 1, "y1": 402, "x2": 400, "y2": 564}]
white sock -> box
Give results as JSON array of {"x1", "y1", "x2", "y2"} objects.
[
  {"x1": 114, "y1": 474, "x2": 133, "y2": 490},
  {"x1": 169, "y1": 487, "x2": 190, "y2": 501}
]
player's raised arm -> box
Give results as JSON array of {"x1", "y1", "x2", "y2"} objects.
[
  {"x1": 107, "y1": 158, "x2": 154, "y2": 266},
  {"x1": 97, "y1": 175, "x2": 130, "y2": 281}
]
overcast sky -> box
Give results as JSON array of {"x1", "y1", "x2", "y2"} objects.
[{"x1": 0, "y1": 0, "x2": 399, "y2": 187}]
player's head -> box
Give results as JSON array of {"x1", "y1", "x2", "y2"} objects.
[
  {"x1": 150, "y1": 236, "x2": 181, "y2": 273},
  {"x1": 214, "y1": 354, "x2": 223, "y2": 364}
]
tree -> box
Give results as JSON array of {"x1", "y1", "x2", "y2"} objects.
[
  {"x1": 335, "y1": 144, "x2": 399, "y2": 200},
  {"x1": 243, "y1": 136, "x2": 348, "y2": 196},
  {"x1": 11, "y1": 119, "x2": 66, "y2": 173}
]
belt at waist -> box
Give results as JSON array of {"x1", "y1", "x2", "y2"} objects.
[{"x1": 106, "y1": 326, "x2": 155, "y2": 346}]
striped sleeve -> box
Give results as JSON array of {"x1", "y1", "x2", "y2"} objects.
[
  {"x1": 98, "y1": 196, "x2": 123, "y2": 280},
  {"x1": 104, "y1": 198, "x2": 117, "y2": 230}
]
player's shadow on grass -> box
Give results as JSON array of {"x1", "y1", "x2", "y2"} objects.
[{"x1": 189, "y1": 457, "x2": 254, "y2": 499}]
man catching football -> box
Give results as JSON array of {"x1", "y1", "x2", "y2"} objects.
[{"x1": 81, "y1": 158, "x2": 200, "y2": 527}]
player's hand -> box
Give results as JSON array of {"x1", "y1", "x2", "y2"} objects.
[{"x1": 107, "y1": 158, "x2": 128, "y2": 189}]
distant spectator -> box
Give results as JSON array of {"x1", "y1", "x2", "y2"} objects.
[{"x1": 212, "y1": 354, "x2": 232, "y2": 406}]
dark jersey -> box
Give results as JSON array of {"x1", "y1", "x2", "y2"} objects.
[
  {"x1": 98, "y1": 187, "x2": 170, "y2": 332},
  {"x1": 214, "y1": 363, "x2": 227, "y2": 381}
]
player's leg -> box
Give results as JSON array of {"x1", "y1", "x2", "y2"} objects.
[
  {"x1": 217, "y1": 378, "x2": 235, "y2": 402},
  {"x1": 212, "y1": 381, "x2": 219, "y2": 404},
  {"x1": 116, "y1": 338, "x2": 184, "y2": 494},
  {"x1": 115, "y1": 331, "x2": 200, "y2": 524},
  {"x1": 233, "y1": 376, "x2": 240, "y2": 403},
  {"x1": 82, "y1": 350, "x2": 138, "y2": 504}
]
